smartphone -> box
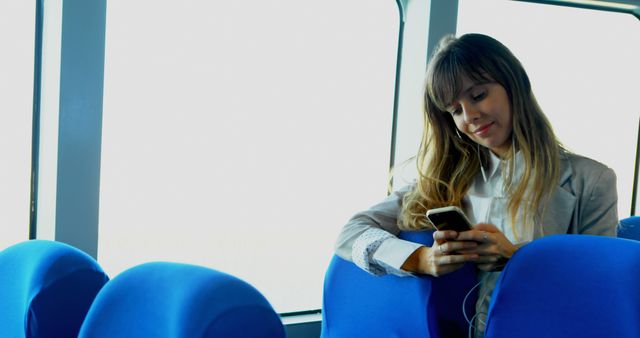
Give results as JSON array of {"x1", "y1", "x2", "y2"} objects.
[{"x1": 426, "y1": 206, "x2": 473, "y2": 232}]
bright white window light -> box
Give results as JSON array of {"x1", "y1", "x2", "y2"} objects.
[
  {"x1": 0, "y1": 1, "x2": 35, "y2": 249},
  {"x1": 457, "y1": 0, "x2": 640, "y2": 217},
  {"x1": 99, "y1": 0, "x2": 398, "y2": 312}
]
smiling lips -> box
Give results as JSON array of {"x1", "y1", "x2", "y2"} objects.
[{"x1": 473, "y1": 122, "x2": 493, "y2": 136}]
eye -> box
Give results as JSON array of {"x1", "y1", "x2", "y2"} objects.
[
  {"x1": 448, "y1": 106, "x2": 462, "y2": 116},
  {"x1": 472, "y1": 90, "x2": 486, "y2": 101}
]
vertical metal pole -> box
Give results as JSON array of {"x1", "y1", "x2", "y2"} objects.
[
  {"x1": 34, "y1": 0, "x2": 106, "y2": 258},
  {"x1": 388, "y1": 1, "x2": 406, "y2": 192},
  {"x1": 389, "y1": 0, "x2": 458, "y2": 190},
  {"x1": 29, "y1": 0, "x2": 44, "y2": 239},
  {"x1": 631, "y1": 117, "x2": 640, "y2": 215}
]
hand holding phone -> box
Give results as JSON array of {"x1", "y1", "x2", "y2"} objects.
[{"x1": 426, "y1": 206, "x2": 473, "y2": 233}]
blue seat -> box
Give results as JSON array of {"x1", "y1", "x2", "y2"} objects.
[
  {"x1": 484, "y1": 235, "x2": 640, "y2": 338},
  {"x1": 78, "y1": 262, "x2": 285, "y2": 338},
  {"x1": 0, "y1": 240, "x2": 109, "y2": 338},
  {"x1": 321, "y1": 231, "x2": 477, "y2": 338},
  {"x1": 618, "y1": 216, "x2": 640, "y2": 240}
]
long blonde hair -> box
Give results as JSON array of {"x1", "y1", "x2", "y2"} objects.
[{"x1": 399, "y1": 34, "x2": 564, "y2": 240}]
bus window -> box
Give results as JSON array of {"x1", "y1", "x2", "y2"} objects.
[
  {"x1": 0, "y1": 1, "x2": 35, "y2": 249},
  {"x1": 456, "y1": 0, "x2": 640, "y2": 217},
  {"x1": 99, "y1": 0, "x2": 399, "y2": 313}
]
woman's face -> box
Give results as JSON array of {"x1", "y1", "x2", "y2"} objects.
[{"x1": 446, "y1": 76, "x2": 513, "y2": 158}]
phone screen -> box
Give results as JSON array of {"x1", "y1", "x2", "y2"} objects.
[{"x1": 427, "y1": 209, "x2": 472, "y2": 232}]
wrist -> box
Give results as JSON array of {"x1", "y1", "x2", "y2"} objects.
[{"x1": 401, "y1": 246, "x2": 429, "y2": 274}]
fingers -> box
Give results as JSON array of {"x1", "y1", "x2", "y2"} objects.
[
  {"x1": 432, "y1": 230, "x2": 458, "y2": 244},
  {"x1": 437, "y1": 240, "x2": 478, "y2": 255},
  {"x1": 432, "y1": 224, "x2": 515, "y2": 273},
  {"x1": 437, "y1": 253, "x2": 479, "y2": 265},
  {"x1": 474, "y1": 255, "x2": 501, "y2": 263},
  {"x1": 456, "y1": 230, "x2": 492, "y2": 243},
  {"x1": 429, "y1": 251, "x2": 478, "y2": 277},
  {"x1": 428, "y1": 253, "x2": 475, "y2": 276},
  {"x1": 430, "y1": 262, "x2": 465, "y2": 277},
  {"x1": 457, "y1": 228, "x2": 518, "y2": 261},
  {"x1": 431, "y1": 241, "x2": 479, "y2": 268}
]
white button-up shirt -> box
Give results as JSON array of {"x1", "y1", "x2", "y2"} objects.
[
  {"x1": 463, "y1": 150, "x2": 531, "y2": 337},
  {"x1": 464, "y1": 150, "x2": 532, "y2": 245},
  {"x1": 351, "y1": 150, "x2": 531, "y2": 337}
]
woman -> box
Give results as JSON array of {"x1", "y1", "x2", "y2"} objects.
[{"x1": 335, "y1": 33, "x2": 618, "y2": 337}]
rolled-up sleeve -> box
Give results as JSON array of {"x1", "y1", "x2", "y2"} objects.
[{"x1": 334, "y1": 185, "x2": 424, "y2": 276}]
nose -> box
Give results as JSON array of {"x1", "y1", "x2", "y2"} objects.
[{"x1": 460, "y1": 102, "x2": 480, "y2": 124}]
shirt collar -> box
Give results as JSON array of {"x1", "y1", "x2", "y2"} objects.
[{"x1": 480, "y1": 149, "x2": 524, "y2": 182}]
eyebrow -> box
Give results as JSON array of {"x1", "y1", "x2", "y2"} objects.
[
  {"x1": 459, "y1": 84, "x2": 477, "y2": 97},
  {"x1": 445, "y1": 84, "x2": 477, "y2": 112},
  {"x1": 444, "y1": 81, "x2": 490, "y2": 111}
]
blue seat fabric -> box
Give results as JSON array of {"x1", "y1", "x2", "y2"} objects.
[
  {"x1": 0, "y1": 240, "x2": 109, "y2": 338},
  {"x1": 618, "y1": 216, "x2": 640, "y2": 240},
  {"x1": 321, "y1": 230, "x2": 477, "y2": 338},
  {"x1": 78, "y1": 261, "x2": 285, "y2": 338},
  {"x1": 484, "y1": 235, "x2": 640, "y2": 338}
]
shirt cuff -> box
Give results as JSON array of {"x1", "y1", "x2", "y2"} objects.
[
  {"x1": 373, "y1": 237, "x2": 423, "y2": 276},
  {"x1": 351, "y1": 228, "x2": 394, "y2": 276}
]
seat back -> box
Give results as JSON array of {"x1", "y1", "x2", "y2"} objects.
[
  {"x1": 484, "y1": 235, "x2": 640, "y2": 338},
  {"x1": 618, "y1": 216, "x2": 640, "y2": 240},
  {"x1": 0, "y1": 240, "x2": 109, "y2": 338},
  {"x1": 78, "y1": 262, "x2": 285, "y2": 338},
  {"x1": 321, "y1": 230, "x2": 477, "y2": 338}
]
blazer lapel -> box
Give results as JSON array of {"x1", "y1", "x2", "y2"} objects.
[{"x1": 538, "y1": 156, "x2": 576, "y2": 238}]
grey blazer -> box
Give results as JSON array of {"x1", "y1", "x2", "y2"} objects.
[
  {"x1": 335, "y1": 151, "x2": 618, "y2": 271},
  {"x1": 539, "y1": 152, "x2": 617, "y2": 238}
]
